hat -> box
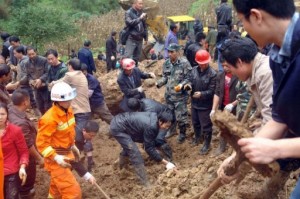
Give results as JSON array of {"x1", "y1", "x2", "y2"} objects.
[{"x1": 167, "y1": 43, "x2": 181, "y2": 51}]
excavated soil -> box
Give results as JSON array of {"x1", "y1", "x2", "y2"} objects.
[{"x1": 35, "y1": 60, "x2": 297, "y2": 199}]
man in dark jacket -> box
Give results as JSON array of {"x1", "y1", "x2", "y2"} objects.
[
  {"x1": 124, "y1": 0, "x2": 148, "y2": 67},
  {"x1": 186, "y1": 49, "x2": 217, "y2": 155},
  {"x1": 186, "y1": 32, "x2": 206, "y2": 67},
  {"x1": 45, "y1": 49, "x2": 67, "y2": 84},
  {"x1": 117, "y1": 58, "x2": 155, "y2": 112},
  {"x1": 78, "y1": 40, "x2": 96, "y2": 74},
  {"x1": 106, "y1": 31, "x2": 117, "y2": 73},
  {"x1": 193, "y1": 18, "x2": 204, "y2": 35},
  {"x1": 127, "y1": 97, "x2": 174, "y2": 160},
  {"x1": 25, "y1": 46, "x2": 50, "y2": 114},
  {"x1": 211, "y1": 59, "x2": 238, "y2": 155},
  {"x1": 9, "y1": 89, "x2": 44, "y2": 199},
  {"x1": 110, "y1": 111, "x2": 176, "y2": 186},
  {"x1": 1, "y1": 32, "x2": 10, "y2": 60}
]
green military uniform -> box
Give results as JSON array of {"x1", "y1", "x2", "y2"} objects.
[{"x1": 157, "y1": 56, "x2": 192, "y2": 141}]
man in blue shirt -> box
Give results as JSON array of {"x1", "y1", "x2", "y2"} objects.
[
  {"x1": 164, "y1": 23, "x2": 179, "y2": 59},
  {"x1": 217, "y1": 1, "x2": 300, "y2": 198},
  {"x1": 78, "y1": 40, "x2": 96, "y2": 74}
]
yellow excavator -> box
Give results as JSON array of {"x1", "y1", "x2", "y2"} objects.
[{"x1": 118, "y1": 0, "x2": 195, "y2": 60}]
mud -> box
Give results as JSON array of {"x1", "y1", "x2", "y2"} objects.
[{"x1": 34, "y1": 59, "x2": 297, "y2": 199}]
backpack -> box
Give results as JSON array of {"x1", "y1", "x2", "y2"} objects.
[{"x1": 119, "y1": 26, "x2": 130, "y2": 45}]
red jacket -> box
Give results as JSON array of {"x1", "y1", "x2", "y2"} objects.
[{"x1": 1, "y1": 123, "x2": 29, "y2": 176}]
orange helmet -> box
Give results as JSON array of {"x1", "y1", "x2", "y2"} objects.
[
  {"x1": 195, "y1": 49, "x2": 211, "y2": 65},
  {"x1": 121, "y1": 58, "x2": 135, "y2": 70}
]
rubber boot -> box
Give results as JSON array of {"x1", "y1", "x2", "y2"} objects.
[
  {"x1": 134, "y1": 164, "x2": 150, "y2": 187},
  {"x1": 191, "y1": 129, "x2": 201, "y2": 146},
  {"x1": 213, "y1": 137, "x2": 227, "y2": 156},
  {"x1": 165, "y1": 123, "x2": 176, "y2": 138},
  {"x1": 199, "y1": 132, "x2": 212, "y2": 155},
  {"x1": 177, "y1": 125, "x2": 186, "y2": 144}
]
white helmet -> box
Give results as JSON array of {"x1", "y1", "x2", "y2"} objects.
[{"x1": 51, "y1": 82, "x2": 77, "y2": 101}]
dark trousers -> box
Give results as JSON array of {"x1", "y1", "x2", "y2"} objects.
[
  {"x1": 110, "y1": 120, "x2": 144, "y2": 166},
  {"x1": 34, "y1": 88, "x2": 51, "y2": 114},
  {"x1": 106, "y1": 56, "x2": 116, "y2": 72},
  {"x1": 125, "y1": 38, "x2": 143, "y2": 66},
  {"x1": 20, "y1": 156, "x2": 36, "y2": 197},
  {"x1": 75, "y1": 112, "x2": 91, "y2": 151},
  {"x1": 92, "y1": 102, "x2": 113, "y2": 124},
  {"x1": 191, "y1": 108, "x2": 212, "y2": 133},
  {"x1": 4, "y1": 173, "x2": 20, "y2": 199}
]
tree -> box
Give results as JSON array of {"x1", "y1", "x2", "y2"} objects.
[{"x1": 2, "y1": 5, "x2": 77, "y2": 50}]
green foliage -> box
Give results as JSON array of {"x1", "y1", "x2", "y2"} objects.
[
  {"x1": 1, "y1": 5, "x2": 77, "y2": 51},
  {"x1": 70, "y1": 0, "x2": 119, "y2": 15}
]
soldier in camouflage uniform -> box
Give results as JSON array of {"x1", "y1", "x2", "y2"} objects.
[{"x1": 156, "y1": 43, "x2": 192, "y2": 144}]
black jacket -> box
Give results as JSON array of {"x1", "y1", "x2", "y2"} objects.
[
  {"x1": 190, "y1": 66, "x2": 217, "y2": 110},
  {"x1": 215, "y1": 2, "x2": 232, "y2": 30},
  {"x1": 117, "y1": 67, "x2": 151, "y2": 111},
  {"x1": 140, "y1": 98, "x2": 169, "y2": 115},
  {"x1": 193, "y1": 20, "x2": 203, "y2": 34},
  {"x1": 110, "y1": 112, "x2": 163, "y2": 162},
  {"x1": 186, "y1": 42, "x2": 202, "y2": 67},
  {"x1": 105, "y1": 36, "x2": 117, "y2": 57},
  {"x1": 125, "y1": 7, "x2": 148, "y2": 41}
]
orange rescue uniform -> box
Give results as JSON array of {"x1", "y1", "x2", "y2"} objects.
[{"x1": 36, "y1": 103, "x2": 81, "y2": 199}]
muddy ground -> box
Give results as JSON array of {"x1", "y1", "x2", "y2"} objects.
[{"x1": 35, "y1": 60, "x2": 297, "y2": 199}]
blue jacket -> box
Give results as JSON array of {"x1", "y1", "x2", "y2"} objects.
[
  {"x1": 86, "y1": 73, "x2": 104, "y2": 108},
  {"x1": 78, "y1": 47, "x2": 96, "y2": 74},
  {"x1": 117, "y1": 67, "x2": 151, "y2": 111},
  {"x1": 270, "y1": 17, "x2": 300, "y2": 135},
  {"x1": 164, "y1": 31, "x2": 178, "y2": 59}
]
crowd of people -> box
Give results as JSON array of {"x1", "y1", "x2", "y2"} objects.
[{"x1": 0, "y1": 0, "x2": 299, "y2": 198}]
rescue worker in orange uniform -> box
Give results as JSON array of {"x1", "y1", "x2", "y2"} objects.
[{"x1": 36, "y1": 82, "x2": 96, "y2": 199}]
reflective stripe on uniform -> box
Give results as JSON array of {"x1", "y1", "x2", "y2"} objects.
[
  {"x1": 57, "y1": 118, "x2": 75, "y2": 131},
  {"x1": 42, "y1": 146, "x2": 55, "y2": 157},
  {"x1": 48, "y1": 193, "x2": 54, "y2": 198}
]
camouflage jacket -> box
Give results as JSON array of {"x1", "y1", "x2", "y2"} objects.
[{"x1": 157, "y1": 57, "x2": 192, "y2": 100}]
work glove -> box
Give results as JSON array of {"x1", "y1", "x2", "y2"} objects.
[
  {"x1": 148, "y1": 72, "x2": 156, "y2": 79},
  {"x1": 224, "y1": 103, "x2": 234, "y2": 112},
  {"x1": 137, "y1": 86, "x2": 144, "y2": 93},
  {"x1": 166, "y1": 162, "x2": 176, "y2": 171},
  {"x1": 83, "y1": 172, "x2": 96, "y2": 185},
  {"x1": 54, "y1": 154, "x2": 71, "y2": 168},
  {"x1": 19, "y1": 167, "x2": 27, "y2": 186},
  {"x1": 111, "y1": 56, "x2": 115, "y2": 61},
  {"x1": 71, "y1": 145, "x2": 81, "y2": 162},
  {"x1": 183, "y1": 84, "x2": 192, "y2": 91},
  {"x1": 210, "y1": 110, "x2": 215, "y2": 118},
  {"x1": 174, "y1": 84, "x2": 183, "y2": 92}
]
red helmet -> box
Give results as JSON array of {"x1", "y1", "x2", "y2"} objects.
[
  {"x1": 121, "y1": 58, "x2": 135, "y2": 70},
  {"x1": 195, "y1": 49, "x2": 211, "y2": 65}
]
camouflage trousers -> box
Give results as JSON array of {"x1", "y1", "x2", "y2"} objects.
[{"x1": 165, "y1": 95, "x2": 189, "y2": 128}]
